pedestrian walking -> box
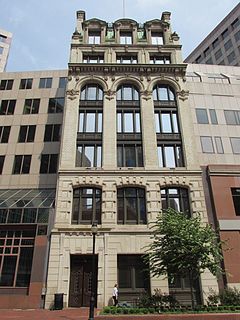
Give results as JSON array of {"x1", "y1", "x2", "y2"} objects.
[{"x1": 112, "y1": 283, "x2": 118, "y2": 306}]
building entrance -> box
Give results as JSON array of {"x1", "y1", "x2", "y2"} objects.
[{"x1": 69, "y1": 255, "x2": 98, "y2": 307}]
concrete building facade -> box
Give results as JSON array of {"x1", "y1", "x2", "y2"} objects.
[
  {"x1": 0, "y1": 69, "x2": 67, "y2": 308},
  {"x1": 0, "y1": 28, "x2": 12, "y2": 72},
  {"x1": 185, "y1": 3, "x2": 240, "y2": 66},
  {"x1": 44, "y1": 11, "x2": 218, "y2": 309},
  {"x1": 186, "y1": 63, "x2": 240, "y2": 291}
]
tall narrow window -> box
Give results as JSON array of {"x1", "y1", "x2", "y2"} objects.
[
  {"x1": 117, "y1": 85, "x2": 143, "y2": 167},
  {"x1": 0, "y1": 155, "x2": 5, "y2": 174},
  {"x1": 117, "y1": 187, "x2": 146, "y2": 224},
  {"x1": 154, "y1": 84, "x2": 184, "y2": 167},
  {"x1": 77, "y1": 84, "x2": 103, "y2": 167},
  {"x1": 72, "y1": 187, "x2": 102, "y2": 224}
]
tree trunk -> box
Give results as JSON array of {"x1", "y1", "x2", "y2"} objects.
[{"x1": 189, "y1": 271, "x2": 195, "y2": 310}]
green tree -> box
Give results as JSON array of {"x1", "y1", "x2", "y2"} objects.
[{"x1": 145, "y1": 208, "x2": 224, "y2": 308}]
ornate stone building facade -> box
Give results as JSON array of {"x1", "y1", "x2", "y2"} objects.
[{"x1": 45, "y1": 11, "x2": 218, "y2": 309}]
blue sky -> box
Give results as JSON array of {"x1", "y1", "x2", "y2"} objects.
[{"x1": 0, "y1": 0, "x2": 239, "y2": 72}]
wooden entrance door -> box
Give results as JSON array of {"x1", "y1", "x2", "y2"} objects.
[{"x1": 69, "y1": 255, "x2": 98, "y2": 307}]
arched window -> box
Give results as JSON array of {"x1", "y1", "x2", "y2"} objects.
[
  {"x1": 161, "y1": 187, "x2": 190, "y2": 214},
  {"x1": 117, "y1": 84, "x2": 143, "y2": 167},
  {"x1": 72, "y1": 187, "x2": 102, "y2": 224},
  {"x1": 80, "y1": 84, "x2": 103, "y2": 101},
  {"x1": 117, "y1": 187, "x2": 146, "y2": 224},
  {"x1": 117, "y1": 85, "x2": 139, "y2": 101},
  {"x1": 153, "y1": 84, "x2": 175, "y2": 102},
  {"x1": 153, "y1": 84, "x2": 184, "y2": 168}
]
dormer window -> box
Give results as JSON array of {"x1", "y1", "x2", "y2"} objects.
[
  {"x1": 120, "y1": 32, "x2": 132, "y2": 45},
  {"x1": 88, "y1": 31, "x2": 101, "y2": 44},
  {"x1": 151, "y1": 32, "x2": 163, "y2": 45}
]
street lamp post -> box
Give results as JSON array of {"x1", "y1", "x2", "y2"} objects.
[{"x1": 88, "y1": 221, "x2": 98, "y2": 320}]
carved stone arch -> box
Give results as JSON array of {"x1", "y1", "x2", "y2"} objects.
[
  {"x1": 116, "y1": 176, "x2": 146, "y2": 187},
  {"x1": 75, "y1": 76, "x2": 108, "y2": 92},
  {"x1": 111, "y1": 76, "x2": 145, "y2": 93},
  {"x1": 147, "y1": 76, "x2": 181, "y2": 93},
  {"x1": 71, "y1": 176, "x2": 102, "y2": 188}
]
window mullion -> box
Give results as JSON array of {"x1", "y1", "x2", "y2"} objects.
[{"x1": 13, "y1": 247, "x2": 21, "y2": 287}]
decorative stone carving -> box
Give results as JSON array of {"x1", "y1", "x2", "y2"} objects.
[
  {"x1": 66, "y1": 89, "x2": 80, "y2": 100},
  {"x1": 176, "y1": 89, "x2": 189, "y2": 101},
  {"x1": 140, "y1": 90, "x2": 152, "y2": 101},
  {"x1": 104, "y1": 90, "x2": 116, "y2": 100}
]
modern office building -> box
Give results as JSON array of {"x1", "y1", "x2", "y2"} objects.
[
  {"x1": 44, "y1": 11, "x2": 218, "y2": 309},
  {"x1": 0, "y1": 28, "x2": 12, "y2": 72},
  {"x1": 186, "y1": 63, "x2": 240, "y2": 290},
  {"x1": 0, "y1": 70, "x2": 67, "y2": 308},
  {"x1": 185, "y1": 3, "x2": 240, "y2": 66}
]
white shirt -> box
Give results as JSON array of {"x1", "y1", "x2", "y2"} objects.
[{"x1": 112, "y1": 286, "x2": 118, "y2": 297}]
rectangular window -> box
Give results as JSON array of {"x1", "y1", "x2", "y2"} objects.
[
  {"x1": 83, "y1": 55, "x2": 104, "y2": 63},
  {"x1": 0, "y1": 229, "x2": 35, "y2": 288},
  {"x1": 151, "y1": 32, "x2": 163, "y2": 45},
  {"x1": 212, "y1": 38, "x2": 219, "y2": 49},
  {"x1": 39, "y1": 77, "x2": 52, "y2": 89},
  {"x1": 231, "y1": 188, "x2": 240, "y2": 216},
  {"x1": 76, "y1": 145, "x2": 102, "y2": 167},
  {"x1": 203, "y1": 47, "x2": 210, "y2": 57},
  {"x1": 79, "y1": 112, "x2": 102, "y2": 133},
  {"x1": 155, "y1": 112, "x2": 179, "y2": 133},
  {"x1": 23, "y1": 99, "x2": 40, "y2": 114},
  {"x1": 214, "y1": 49, "x2": 222, "y2": 60},
  {"x1": 48, "y1": 98, "x2": 64, "y2": 113},
  {"x1": 0, "y1": 156, "x2": 5, "y2": 174},
  {"x1": 150, "y1": 55, "x2": 170, "y2": 64},
  {"x1": 196, "y1": 108, "x2": 209, "y2": 124},
  {"x1": 221, "y1": 28, "x2": 229, "y2": 40},
  {"x1": 120, "y1": 32, "x2": 132, "y2": 44},
  {"x1": 214, "y1": 136, "x2": 224, "y2": 154},
  {"x1": 58, "y1": 77, "x2": 67, "y2": 88},
  {"x1": 117, "y1": 112, "x2": 141, "y2": 133},
  {"x1": 200, "y1": 136, "x2": 214, "y2": 153},
  {"x1": 224, "y1": 39, "x2": 232, "y2": 51},
  {"x1": 19, "y1": 78, "x2": 33, "y2": 90},
  {"x1": 117, "y1": 145, "x2": 143, "y2": 167},
  {"x1": 0, "y1": 34, "x2": 7, "y2": 43},
  {"x1": 157, "y1": 145, "x2": 183, "y2": 167},
  {"x1": 18, "y1": 125, "x2": 36, "y2": 143},
  {"x1": 228, "y1": 51, "x2": 236, "y2": 63},
  {"x1": 88, "y1": 31, "x2": 101, "y2": 44},
  {"x1": 13, "y1": 155, "x2": 32, "y2": 174},
  {"x1": 232, "y1": 18, "x2": 240, "y2": 30},
  {"x1": 230, "y1": 137, "x2": 240, "y2": 154},
  {"x1": 0, "y1": 79, "x2": 13, "y2": 90},
  {"x1": 44, "y1": 124, "x2": 61, "y2": 141},
  {"x1": 118, "y1": 255, "x2": 150, "y2": 295},
  {"x1": 116, "y1": 55, "x2": 137, "y2": 64},
  {"x1": 0, "y1": 100, "x2": 16, "y2": 115},
  {"x1": 235, "y1": 30, "x2": 240, "y2": 42},
  {"x1": 0, "y1": 126, "x2": 11, "y2": 143},
  {"x1": 209, "y1": 109, "x2": 218, "y2": 124},
  {"x1": 224, "y1": 110, "x2": 240, "y2": 125},
  {"x1": 40, "y1": 154, "x2": 58, "y2": 173}
]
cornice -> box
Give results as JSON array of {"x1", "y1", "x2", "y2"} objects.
[{"x1": 68, "y1": 63, "x2": 187, "y2": 77}]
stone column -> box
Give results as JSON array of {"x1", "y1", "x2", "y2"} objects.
[
  {"x1": 140, "y1": 93, "x2": 159, "y2": 169},
  {"x1": 60, "y1": 87, "x2": 80, "y2": 169},
  {"x1": 102, "y1": 92, "x2": 116, "y2": 169}
]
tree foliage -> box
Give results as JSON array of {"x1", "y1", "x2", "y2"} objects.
[{"x1": 145, "y1": 208, "x2": 225, "y2": 306}]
